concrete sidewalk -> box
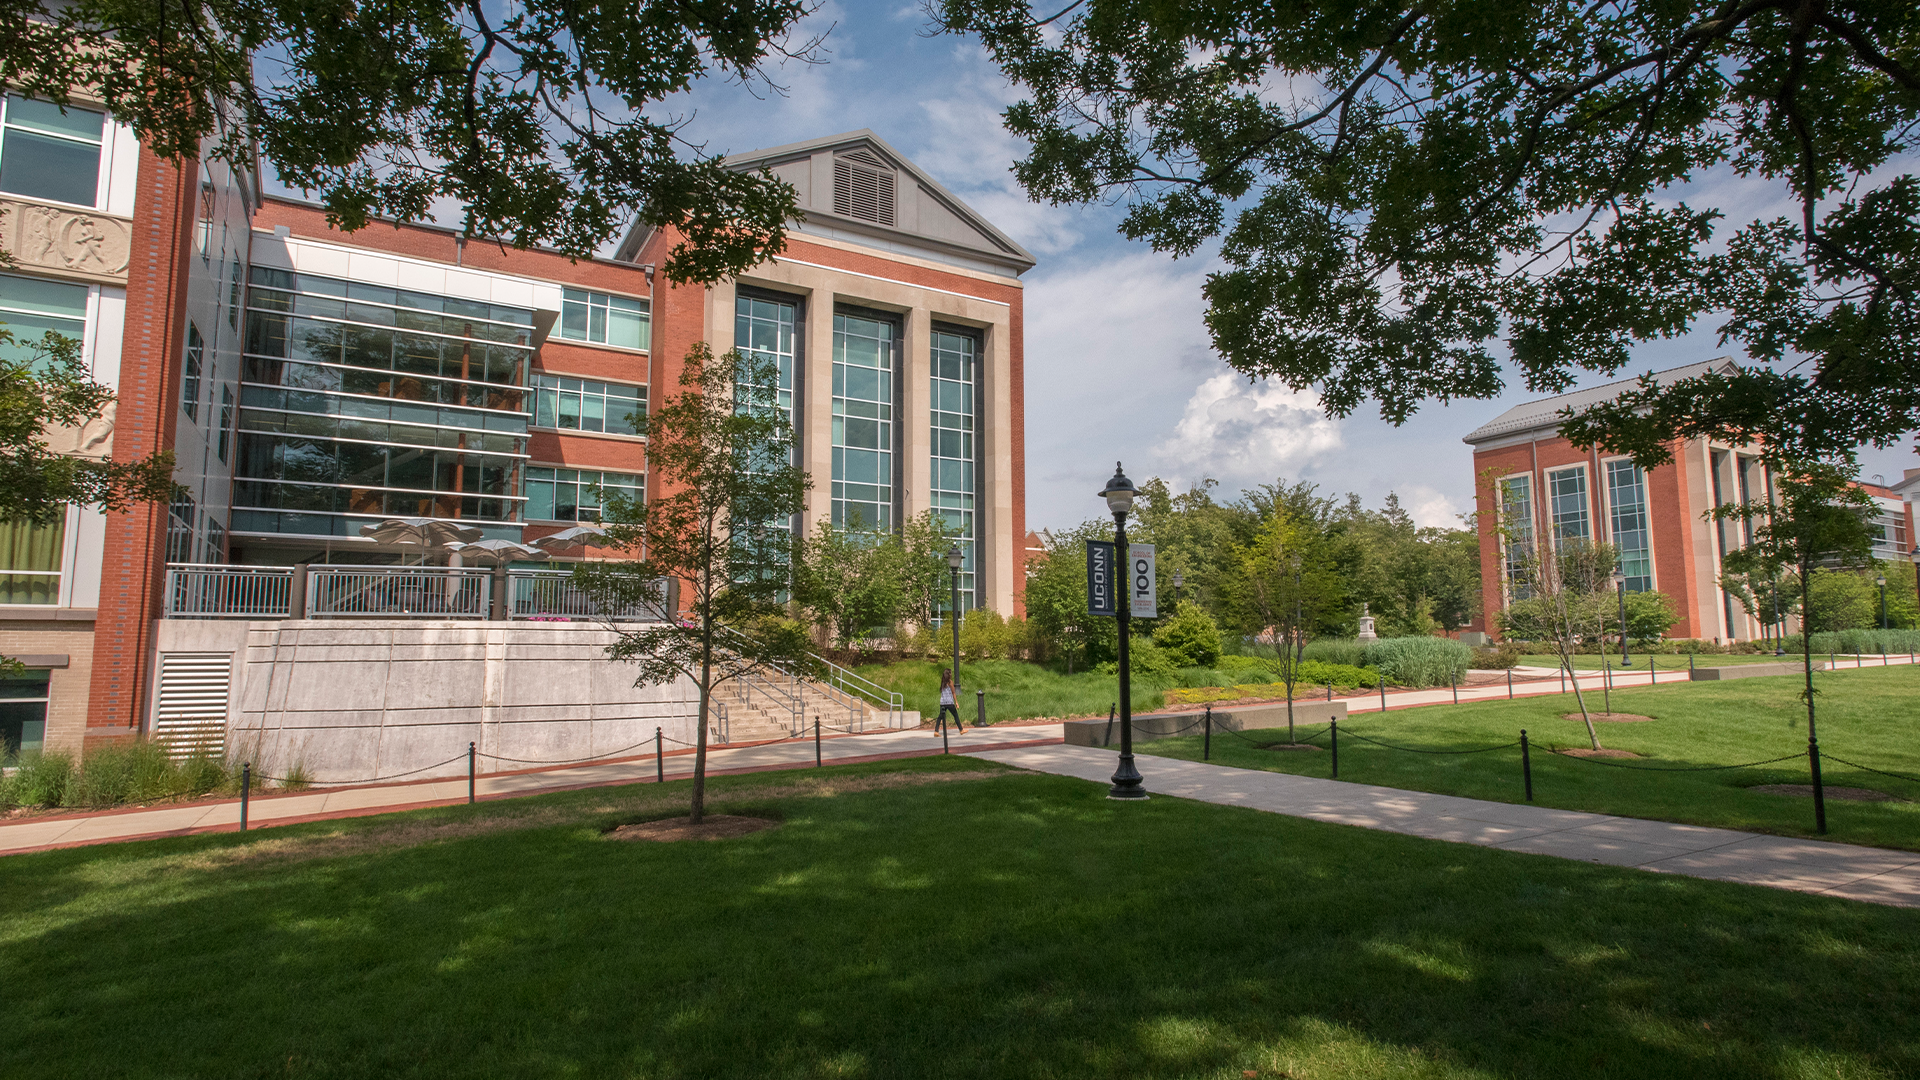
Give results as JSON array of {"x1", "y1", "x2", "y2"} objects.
[
  {"x1": 0, "y1": 723, "x2": 1054, "y2": 856},
  {"x1": 968, "y1": 744, "x2": 1920, "y2": 909}
]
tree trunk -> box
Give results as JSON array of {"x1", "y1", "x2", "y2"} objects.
[
  {"x1": 692, "y1": 629, "x2": 712, "y2": 825},
  {"x1": 1562, "y1": 645, "x2": 1601, "y2": 751}
]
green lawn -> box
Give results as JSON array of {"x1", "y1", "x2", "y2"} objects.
[
  {"x1": 1143, "y1": 665, "x2": 1920, "y2": 850},
  {"x1": 5, "y1": 755, "x2": 1920, "y2": 1078}
]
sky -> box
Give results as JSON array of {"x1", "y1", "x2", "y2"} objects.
[{"x1": 342, "y1": 0, "x2": 1920, "y2": 533}]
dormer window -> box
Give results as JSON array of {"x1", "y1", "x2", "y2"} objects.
[{"x1": 833, "y1": 151, "x2": 895, "y2": 226}]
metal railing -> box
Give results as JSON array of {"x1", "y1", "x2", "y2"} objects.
[
  {"x1": 507, "y1": 569, "x2": 663, "y2": 621},
  {"x1": 714, "y1": 625, "x2": 904, "y2": 732},
  {"x1": 165, "y1": 564, "x2": 295, "y2": 618},
  {"x1": 814, "y1": 654, "x2": 906, "y2": 730},
  {"x1": 307, "y1": 565, "x2": 492, "y2": 618}
]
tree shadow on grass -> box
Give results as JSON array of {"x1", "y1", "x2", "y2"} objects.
[{"x1": 2, "y1": 770, "x2": 1917, "y2": 1079}]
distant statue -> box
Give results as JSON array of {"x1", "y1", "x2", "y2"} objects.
[{"x1": 1356, "y1": 601, "x2": 1378, "y2": 643}]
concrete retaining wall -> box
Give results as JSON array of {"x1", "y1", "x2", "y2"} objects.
[
  {"x1": 1690, "y1": 661, "x2": 1826, "y2": 681},
  {"x1": 1064, "y1": 700, "x2": 1347, "y2": 747},
  {"x1": 152, "y1": 619, "x2": 700, "y2": 782}
]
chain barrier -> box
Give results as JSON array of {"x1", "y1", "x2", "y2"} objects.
[
  {"x1": 1546, "y1": 749, "x2": 1806, "y2": 773},
  {"x1": 1340, "y1": 730, "x2": 1522, "y2": 755},
  {"x1": 1820, "y1": 755, "x2": 1920, "y2": 786},
  {"x1": 252, "y1": 752, "x2": 469, "y2": 787}
]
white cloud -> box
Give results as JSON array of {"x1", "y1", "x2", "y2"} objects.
[
  {"x1": 1398, "y1": 485, "x2": 1467, "y2": 529},
  {"x1": 1152, "y1": 373, "x2": 1344, "y2": 489}
]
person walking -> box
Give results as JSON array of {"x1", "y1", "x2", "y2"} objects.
[{"x1": 936, "y1": 669, "x2": 964, "y2": 736}]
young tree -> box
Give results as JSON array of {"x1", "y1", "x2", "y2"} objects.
[
  {"x1": 574, "y1": 344, "x2": 812, "y2": 825},
  {"x1": 937, "y1": 0, "x2": 1920, "y2": 466},
  {"x1": 1716, "y1": 459, "x2": 1876, "y2": 832},
  {"x1": 3, "y1": 0, "x2": 816, "y2": 277},
  {"x1": 1232, "y1": 510, "x2": 1344, "y2": 744},
  {"x1": 0, "y1": 332, "x2": 174, "y2": 523},
  {"x1": 794, "y1": 514, "x2": 907, "y2": 651},
  {"x1": 895, "y1": 510, "x2": 961, "y2": 631},
  {"x1": 1022, "y1": 519, "x2": 1120, "y2": 672}
]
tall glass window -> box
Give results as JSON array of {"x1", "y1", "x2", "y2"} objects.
[
  {"x1": 735, "y1": 294, "x2": 795, "y2": 425},
  {"x1": 182, "y1": 322, "x2": 203, "y2": 421},
  {"x1": 235, "y1": 267, "x2": 534, "y2": 537},
  {"x1": 0, "y1": 272, "x2": 86, "y2": 368},
  {"x1": 0, "y1": 516, "x2": 63, "y2": 604},
  {"x1": 832, "y1": 310, "x2": 894, "y2": 530},
  {"x1": 1547, "y1": 466, "x2": 1590, "y2": 546},
  {"x1": 1606, "y1": 460, "x2": 1652, "y2": 591},
  {"x1": 931, "y1": 327, "x2": 978, "y2": 612},
  {"x1": 1499, "y1": 474, "x2": 1533, "y2": 600},
  {"x1": 0, "y1": 95, "x2": 104, "y2": 207}
]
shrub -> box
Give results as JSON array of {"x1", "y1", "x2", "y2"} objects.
[
  {"x1": 960, "y1": 609, "x2": 1008, "y2": 660},
  {"x1": 1217, "y1": 654, "x2": 1277, "y2": 679},
  {"x1": 1471, "y1": 642, "x2": 1521, "y2": 669},
  {"x1": 1785, "y1": 628, "x2": 1920, "y2": 655},
  {"x1": 1002, "y1": 616, "x2": 1030, "y2": 661},
  {"x1": 1152, "y1": 601, "x2": 1223, "y2": 668},
  {"x1": 1096, "y1": 636, "x2": 1180, "y2": 677},
  {"x1": 2, "y1": 749, "x2": 74, "y2": 808},
  {"x1": 1301, "y1": 639, "x2": 1368, "y2": 668},
  {"x1": 1366, "y1": 635, "x2": 1471, "y2": 688}
]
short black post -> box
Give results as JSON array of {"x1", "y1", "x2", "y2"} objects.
[
  {"x1": 976, "y1": 688, "x2": 985, "y2": 730},
  {"x1": 655, "y1": 726, "x2": 664, "y2": 783},
  {"x1": 1451, "y1": 670, "x2": 1459, "y2": 704},
  {"x1": 468, "y1": 741, "x2": 476, "y2": 804},
  {"x1": 1202, "y1": 703, "x2": 1213, "y2": 761},
  {"x1": 1330, "y1": 719, "x2": 1339, "y2": 779},
  {"x1": 1379, "y1": 680, "x2": 1387, "y2": 713},
  {"x1": 1507, "y1": 668, "x2": 1514, "y2": 699},
  {"x1": 814, "y1": 718, "x2": 822, "y2": 767},
  {"x1": 942, "y1": 717, "x2": 950, "y2": 755},
  {"x1": 1520, "y1": 730, "x2": 1533, "y2": 801},
  {"x1": 1104, "y1": 704, "x2": 1115, "y2": 747},
  {"x1": 240, "y1": 763, "x2": 251, "y2": 832},
  {"x1": 1689, "y1": 651, "x2": 1695, "y2": 674},
  {"x1": 1809, "y1": 736, "x2": 1827, "y2": 834},
  {"x1": 1326, "y1": 683, "x2": 1332, "y2": 702}
]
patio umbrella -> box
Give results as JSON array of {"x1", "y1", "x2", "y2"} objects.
[
  {"x1": 530, "y1": 525, "x2": 614, "y2": 552},
  {"x1": 443, "y1": 539, "x2": 542, "y2": 565},
  {"x1": 358, "y1": 517, "x2": 484, "y2": 547}
]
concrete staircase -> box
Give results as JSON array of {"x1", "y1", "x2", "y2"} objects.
[{"x1": 710, "y1": 668, "x2": 914, "y2": 744}]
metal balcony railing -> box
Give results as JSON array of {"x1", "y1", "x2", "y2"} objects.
[
  {"x1": 306, "y1": 565, "x2": 493, "y2": 618},
  {"x1": 508, "y1": 569, "x2": 664, "y2": 621},
  {"x1": 164, "y1": 564, "x2": 295, "y2": 618}
]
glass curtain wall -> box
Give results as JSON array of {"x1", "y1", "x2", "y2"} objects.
[
  {"x1": 930, "y1": 327, "x2": 978, "y2": 613},
  {"x1": 1606, "y1": 460, "x2": 1652, "y2": 590},
  {"x1": 235, "y1": 267, "x2": 534, "y2": 539},
  {"x1": 733, "y1": 292, "x2": 800, "y2": 571},
  {"x1": 831, "y1": 309, "x2": 895, "y2": 531}
]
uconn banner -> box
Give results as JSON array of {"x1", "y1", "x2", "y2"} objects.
[{"x1": 1086, "y1": 541, "x2": 1117, "y2": 617}]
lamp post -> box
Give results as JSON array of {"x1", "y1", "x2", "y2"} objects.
[
  {"x1": 1101, "y1": 462, "x2": 1147, "y2": 800},
  {"x1": 1772, "y1": 579, "x2": 1785, "y2": 655},
  {"x1": 946, "y1": 544, "x2": 964, "y2": 697},
  {"x1": 1611, "y1": 568, "x2": 1631, "y2": 668},
  {"x1": 1172, "y1": 569, "x2": 1183, "y2": 608}
]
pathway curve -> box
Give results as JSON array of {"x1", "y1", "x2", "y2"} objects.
[
  {"x1": 967, "y1": 744, "x2": 1920, "y2": 908},
  {"x1": 0, "y1": 724, "x2": 1054, "y2": 856}
]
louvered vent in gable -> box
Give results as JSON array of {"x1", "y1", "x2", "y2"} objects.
[{"x1": 833, "y1": 153, "x2": 896, "y2": 226}]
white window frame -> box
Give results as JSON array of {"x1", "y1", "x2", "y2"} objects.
[
  {"x1": 0, "y1": 94, "x2": 107, "y2": 212},
  {"x1": 556, "y1": 287, "x2": 650, "y2": 352},
  {"x1": 530, "y1": 372, "x2": 646, "y2": 437},
  {"x1": 521, "y1": 464, "x2": 644, "y2": 523},
  {"x1": 1602, "y1": 456, "x2": 1656, "y2": 591}
]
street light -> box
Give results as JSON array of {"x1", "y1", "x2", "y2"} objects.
[
  {"x1": 1611, "y1": 568, "x2": 1631, "y2": 668},
  {"x1": 1100, "y1": 462, "x2": 1146, "y2": 800},
  {"x1": 1878, "y1": 572, "x2": 1888, "y2": 630},
  {"x1": 946, "y1": 544, "x2": 964, "y2": 698},
  {"x1": 1172, "y1": 568, "x2": 1183, "y2": 607}
]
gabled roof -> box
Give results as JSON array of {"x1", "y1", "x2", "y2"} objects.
[
  {"x1": 722, "y1": 129, "x2": 1035, "y2": 272},
  {"x1": 1462, "y1": 359, "x2": 1739, "y2": 445}
]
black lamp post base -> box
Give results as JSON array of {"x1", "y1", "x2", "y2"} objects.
[{"x1": 1108, "y1": 755, "x2": 1149, "y2": 800}]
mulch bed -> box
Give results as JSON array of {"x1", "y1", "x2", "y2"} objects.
[
  {"x1": 1557, "y1": 748, "x2": 1643, "y2": 759},
  {"x1": 607, "y1": 815, "x2": 781, "y2": 842},
  {"x1": 1750, "y1": 784, "x2": 1906, "y2": 803},
  {"x1": 1563, "y1": 712, "x2": 1657, "y2": 723}
]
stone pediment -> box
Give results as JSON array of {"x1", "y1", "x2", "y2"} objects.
[{"x1": 0, "y1": 197, "x2": 132, "y2": 285}]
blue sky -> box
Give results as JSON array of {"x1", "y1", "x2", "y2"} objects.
[{"x1": 394, "y1": 1, "x2": 1920, "y2": 532}]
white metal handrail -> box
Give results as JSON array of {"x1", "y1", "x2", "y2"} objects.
[
  {"x1": 164, "y1": 565, "x2": 294, "y2": 619},
  {"x1": 306, "y1": 565, "x2": 492, "y2": 618}
]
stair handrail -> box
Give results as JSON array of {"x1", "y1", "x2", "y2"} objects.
[{"x1": 712, "y1": 624, "x2": 904, "y2": 730}]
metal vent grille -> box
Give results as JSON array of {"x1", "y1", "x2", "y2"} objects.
[
  {"x1": 153, "y1": 653, "x2": 232, "y2": 759},
  {"x1": 833, "y1": 157, "x2": 896, "y2": 226}
]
